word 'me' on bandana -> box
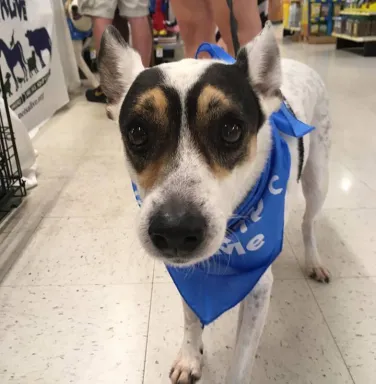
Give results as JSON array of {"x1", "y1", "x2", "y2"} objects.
[{"x1": 131, "y1": 44, "x2": 314, "y2": 325}]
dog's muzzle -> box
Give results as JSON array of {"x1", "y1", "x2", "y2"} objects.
[
  {"x1": 148, "y1": 198, "x2": 207, "y2": 261},
  {"x1": 71, "y1": 5, "x2": 82, "y2": 20}
]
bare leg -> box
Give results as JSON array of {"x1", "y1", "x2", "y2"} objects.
[
  {"x1": 92, "y1": 16, "x2": 113, "y2": 53},
  {"x1": 226, "y1": 268, "x2": 273, "y2": 384},
  {"x1": 128, "y1": 16, "x2": 152, "y2": 67},
  {"x1": 210, "y1": 0, "x2": 262, "y2": 56},
  {"x1": 170, "y1": 300, "x2": 203, "y2": 384},
  {"x1": 170, "y1": 0, "x2": 216, "y2": 58},
  {"x1": 113, "y1": 8, "x2": 130, "y2": 42}
]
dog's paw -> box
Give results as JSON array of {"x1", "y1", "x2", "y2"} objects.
[
  {"x1": 105, "y1": 106, "x2": 114, "y2": 120},
  {"x1": 169, "y1": 348, "x2": 203, "y2": 384},
  {"x1": 308, "y1": 266, "x2": 331, "y2": 283}
]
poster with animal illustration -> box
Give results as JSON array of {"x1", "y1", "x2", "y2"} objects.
[{"x1": 0, "y1": 0, "x2": 69, "y2": 132}]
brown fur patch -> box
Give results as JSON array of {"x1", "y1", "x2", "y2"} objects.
[
  {"x1": 248, "y1": 135, "x2": 257, "y2": 161},
  {"x1": 211, "y1": 164, "x2": 230, "y2": 179},
  {"x1": 132, "y1": 88, "x2": 169, "y2": 189},
  {"x1": 138, "y1": 156, "x2": 167, "y2": 190},
  {"x1": 195, "y1": 85, "x2": 259, "y2": 179},
  {"x1": 210, "y1": 135, "x2": 257, "y2": 179},
  {"x1": 197, "y1": 85, "x2": 231, "y2": 122},
  {"x1": 134, "y1": 87, "x2": 168, "y2": 125}
]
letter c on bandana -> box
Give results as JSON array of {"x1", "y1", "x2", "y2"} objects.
[{"x1": 269, "y1": 175, "x2": 283, "y2": 195}]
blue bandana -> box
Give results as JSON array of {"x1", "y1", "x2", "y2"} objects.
[
  {"x1": 67, "y1": 18, "x2": 92, "y2": 41},
  {"x1": 132, "y1": 44, "x2": 314, "y2": 325}
]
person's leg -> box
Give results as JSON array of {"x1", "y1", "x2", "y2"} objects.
[
  {"x1": 78, "y1": 0, "x2": 116, "y2": 52},
  {"x1": 92, "y1": 17, "x2": 113, "y2": 52},
  {"x1": 119, "y1": 0, "x2": 152, "y2": 67},
  {"x1": 127, "y1": 17, "x2": 152, "y2": 67},
  {"x1": 113, "y1": 8, "x2": 130, "y2": 43},
  {"x1": 170, "y1": 0, "x2": 216, "y2": 58},
  {"x1": 78, "y1": 0, "x2": 116, "y2": 102},
  {"x1": 210, "y1": 0, "x2": 264, "y2": 56}
]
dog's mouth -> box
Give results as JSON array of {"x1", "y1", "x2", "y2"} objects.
[
  {"x1": 147, "y1": 243, "x2": 207, "y2": 266},
  {"x1": 166, "y1": 256, "x2": 193, "y2": 266},
  {"x1": 72, "y1": 13, "x2": 82, "y2": 20},
  {"x1": 142, "y1": 229, "x2": 225, "y2": 268}
]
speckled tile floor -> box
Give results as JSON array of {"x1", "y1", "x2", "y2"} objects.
[{"x1": 1, "y1": 36, "x2": 376, "y2": 384}]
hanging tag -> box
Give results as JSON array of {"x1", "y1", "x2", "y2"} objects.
[
  {"x1": 90, "y1": 48, "x2": 96, "y2": 60},
  {"x1": 156, "y1": 46, "x2": 163, "y2": 58}
]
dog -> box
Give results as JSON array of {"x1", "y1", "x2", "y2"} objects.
[
  {"x1": 98, "y1": 23, "x2": 331, "y2": 384},
  {"x1": 27, "y1": 51, "x2": 38, "y2": 77},
  {"x1": 65, "y1": 0, "x2": 99, "y2": 89}
]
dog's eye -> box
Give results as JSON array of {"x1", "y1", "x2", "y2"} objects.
[
  {"x1": 128, "y1": 125, "x2": 148, "y2": 147},
  {"x1": 221, "y1": 122, "x2": 242, "y2": 144}
]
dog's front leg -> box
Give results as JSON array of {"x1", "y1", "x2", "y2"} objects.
[
  {"x1": 170, "y1": 299, "x2": 203, "y2": 384},
  {"x1": 72, "y1": 40, "x2": 99, "y2": 89},
  {"x1": 226, "y1": 268, "x2": 273, "y2": 384}
]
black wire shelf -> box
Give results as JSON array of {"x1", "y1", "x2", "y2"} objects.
[{"x1": 0, "y1": 65, "x2": 26, "y2": 221}]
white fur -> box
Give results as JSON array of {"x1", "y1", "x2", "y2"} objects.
[
  {"x1": 67, "y1": 0, "x2": 99, "y2": 89},
  {"x1": 99, "y1": 23, "x2": 331, "y2": 384}
]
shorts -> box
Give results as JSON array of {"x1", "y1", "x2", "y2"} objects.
[{"x1": 78, "y1": 0, "x2": 149, "y2": 19}]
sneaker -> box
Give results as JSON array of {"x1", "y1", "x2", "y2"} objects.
[{"x1": 85, "y1": 86, "x2": 107, "y2": 103}]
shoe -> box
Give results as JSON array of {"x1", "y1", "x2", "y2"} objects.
[{"x1": 85, "y1": 86, "x2": 107, "y2": 103}]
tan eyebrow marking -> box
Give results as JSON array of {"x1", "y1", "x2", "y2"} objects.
[
  {"x1": 197, "y1": 85, "x2": 232, "y2": 122},
  {"x1": 134, "y1": 87, "x2": 168, "y2": 125}
]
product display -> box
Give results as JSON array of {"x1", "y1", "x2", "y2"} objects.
[
  {"x1": 283, "y1": 0, "x2": 339, "y2": 42},
  {"x1": 332, "y1": 0, "x2": 376, "y2": 56},
  {"x1": 283, "y1": 0, "x2": 302, "y2": 35},
  {"x1": 150, "y1": 0, "x2": 183, "y2": 65}
]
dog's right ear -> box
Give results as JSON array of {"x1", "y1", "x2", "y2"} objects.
[{"x1": 98, "y1": 25, "x2": 144, "y2": 109}]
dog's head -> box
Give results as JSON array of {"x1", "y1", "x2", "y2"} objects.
[
  {"x1": 65, "y1": 0, "x2": 92, "y2": 31},
  {"x1": 99, "y1": 24, "x2": 282, "y2": 266}
]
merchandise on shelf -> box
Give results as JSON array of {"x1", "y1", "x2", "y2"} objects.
[
  {"x1": 307, "y1": 0, "x2": 336, "y2": 36},
  {"x1": 150, "y1": 0, "x2": 168, "y2": 37},
  {"x1": 284, "y1": 0, "x2": 342, "y2": 41},
  {"x1": 283, "y1": 0, "x2": 302, "y2": 30},
  {"x1": 333, "y1": 0, "x2": 376, "y2": 37},
  {"x1": 333, "y1": 1, "x2": 376, "y2": 57},
  {"x1": 150, "y1": 0, "x2": 179, "y2": 44}
]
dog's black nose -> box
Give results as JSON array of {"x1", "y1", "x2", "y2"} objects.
[
  {"x1": 71, "y1": 5, "x2": 79, "y2": 13},
  {"x1": 148, "y1": 200, "x2": 206, "y2": 256}
]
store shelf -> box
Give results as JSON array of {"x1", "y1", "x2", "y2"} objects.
[
  {"x1": 340, "y1": 10, "x2": 376, "y2": 16},
  {"x1": 332, "y1": 32, "x2": 376, "y2": 42},
  {"x1": 285, "y1": 26, "x2": 301, "y2": 31},
  {"x1": 310, "y1": 16, "x2": 330, "y2": 22},
  {"x1": 307, "y1": 35, "x2": 336, "y2": 43},
  {"x1": 153, "y1": 41, "x2": 183, "y2": 50}
]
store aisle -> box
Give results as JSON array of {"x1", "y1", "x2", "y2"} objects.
[{"x1": 1, "y1": 41, "x2": 376, "y2": 384}]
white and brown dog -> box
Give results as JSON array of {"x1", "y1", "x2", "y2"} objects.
[
  {"x1": 98, "y1": 23, "x2": 331, "y2": 384},
  {"x1": 65, "y1": 0, "x2": 99, "y2": 89}
]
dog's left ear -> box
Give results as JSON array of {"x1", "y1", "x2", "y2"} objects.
[
  {"x1": 98, "y1": 25, "x2": 144, "y2": 109},
  {"x1": 236, "y1": 22, "x2": 282, "y2": 115}
]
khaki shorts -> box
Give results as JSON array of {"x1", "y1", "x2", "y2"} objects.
[{"x1": 78, "y1": 0, "x2": 149, "y2": 19}]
